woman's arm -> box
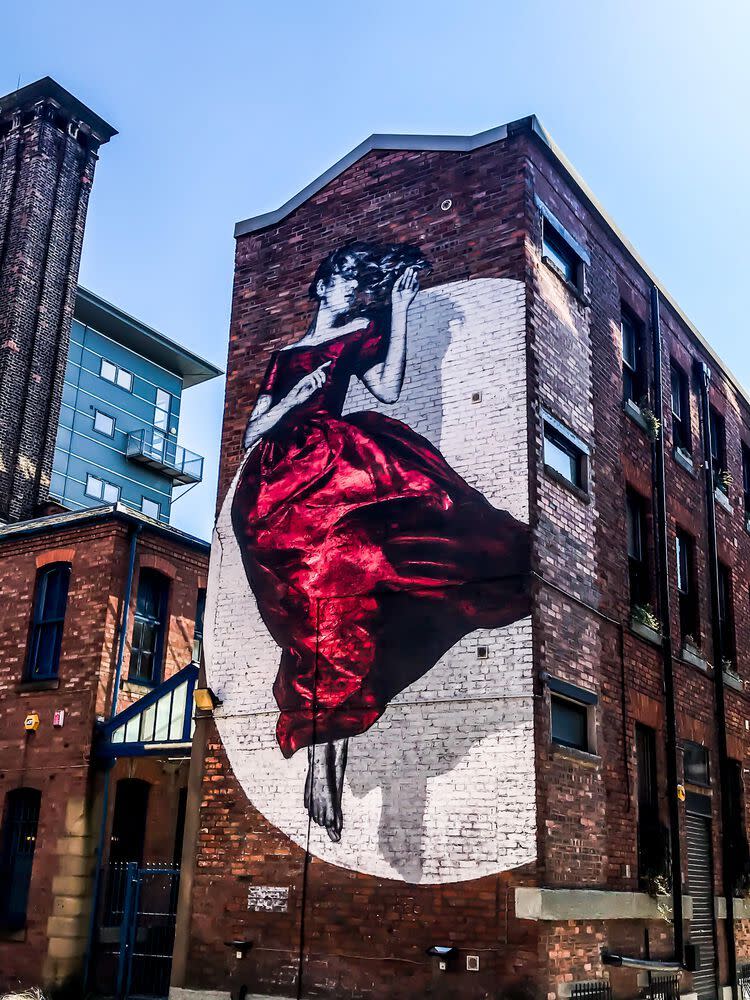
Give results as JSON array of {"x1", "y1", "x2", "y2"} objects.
[
  {"x1": 243, "y1": 362, "x2": 331, "y2": 451},
  {"x1": 361, "y1": 267, "x2": 419, "y2": 404}
]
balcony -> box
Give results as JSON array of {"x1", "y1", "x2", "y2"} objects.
[{"x1": 126, "y1": 429, "x2": 204, "y2": 485}]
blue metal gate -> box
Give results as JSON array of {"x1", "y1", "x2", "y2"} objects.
[{"x1": 94, "y1": 862, "x2": 181, "y2": 1000}]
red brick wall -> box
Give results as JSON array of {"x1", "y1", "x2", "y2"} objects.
[
  {"x1": 188, "y1": 123, "x2": 750, "y2": 998},
  {"x1": 0, "y1": 516, "x2": 207, "y2": 990}
]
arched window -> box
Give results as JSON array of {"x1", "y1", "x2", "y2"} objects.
[
  {"x1": 129, "y1": 569, "x2": 169, "y2": 684},
  {"x1": 0, "y1": 788, "x2": 41, "y2": 930},
  {"x1": 25, "y1": 563, "x2": 71, "y2": 680}
]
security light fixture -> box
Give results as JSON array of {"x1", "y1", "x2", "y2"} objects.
[
  {"x1": 224, "y1": 939, "x2": 252, "y2": 959},
  {"x1": 194, "y1": 686, "x2": 222, "y2": 712},
  {"x1": 426, "y1": 945, "x2": 458, "y2": 971}
]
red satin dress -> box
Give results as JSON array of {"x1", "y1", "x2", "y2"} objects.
[{"x1": 232, "y1": 321, "x2": 530, "y2": 758}]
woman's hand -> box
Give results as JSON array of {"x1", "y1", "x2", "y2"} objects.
[
  {"x1": 391, "y1": 266, "x2": 419, "y2": 312},
  {"x1": 282, "y1": 361, "x2": 331, "y2": 410}
]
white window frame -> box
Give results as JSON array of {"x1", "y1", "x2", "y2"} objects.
[
  {"x1": 99, "y1": 357, "x2": 134, "y2": 393},
  {"x1": 141, "y1": 497, "x2": 160, "y2": 520},
  {"x1": 93, "y1": 409, "x2": 116, "y2": 437}
]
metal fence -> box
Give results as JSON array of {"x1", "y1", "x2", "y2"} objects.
[
  {"x1": 571, "y1": 983, "x2": 613, "y2": 999},
  {"x1": 739, "y1": 963, "x2": 750, "y2": 1000},
  {"x1": 640, "y1": 975, "x2": 680, "y2": 1000}
]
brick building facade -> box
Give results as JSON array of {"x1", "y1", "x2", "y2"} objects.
[
  {"x1": 173, "y1": 120, "x2": 750, "y2": 1000},
  {"x1": 0, "y1": 77, "x2": 216, "y2": 995}
]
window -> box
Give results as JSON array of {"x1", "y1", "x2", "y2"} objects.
[
  {"x1": 100, "y1": 357, "x2": 133, "y2": 392},
  {"x1": 709, "y1": 406, "x2": 728, "y2": 494},
  {"x1": 154, "y1": 389, "x2": 172, "y2": 432},
  {"x1": 542, "y1": 417, "x2": 588, "y2": 492},
  {"x1": 670, "y1": 363, "x2": 691, "y2": 454},
  {"x1": 0, "y1": 788, "x2": 41, "y2": 930},
  {"x1": 141, "y1": 497, "x2": 160, "y2": 521},
  {"x1": 551, "y1": 696, "x2": 589, "y2": 751},
  {"x1": 626, "y1": 488, "x2": 650, "y2": 607},
  {"x1": 636, "y1": 724, "x2": 666, "y2": 887},
  {"x1": 542, "y1": 218, "x2": 585, "y2": 293},
  {"x1": 742, "y1": 444, "x2": 750, "y2": 524},
  {"x1": 718, "y1": 563, "x2": 735, "y2": 665},
  {"x1": 548, "y1": 676, "x2": 596, "y2": 753},
  {"x1": 727, "y1": 761, "x2": 750, "y2": 896},
  {"x1": 675, "y1": 528, "x2": 699, "y2": 643},
  {"x1": 621, "y1": 310, "x2": 646, "y2": 405},
  {"x1": 93, "y1": 409, "x2": 115, "y2": 437},
  {"x1": 129, "y1": 569, "x2": 169, "y2": 684},
  {"x1": 683, "y1": 741, "x2": 710, "y2": 786},
  {"x1": 85, "y1": 474, "x2": 120, "y2": 504},
  {"x1": 25, "y1": 564, "x2": 70, "y2": 680},
  {"x1": 192, "y1": 588, "x2": 206, "y2": 664}
]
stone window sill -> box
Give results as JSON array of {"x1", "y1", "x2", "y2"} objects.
[
  {"x1": 541, "y1": 256, "x2": 590, "y2": 306},
  {"x1": 714, "y1": 487, "x2": 733, "y2": 514},
  {"x1": 674, "y1": 447, "x2": 696, "y2": 476},
  {"x1": 16, "y1": 678, "x2": 60, "y2": 693},
  {"x1": 680, "y1": 645, "x2": 709, "y2": 672},
  {"x1": 551, "y1": 743, "x2": 601, "y2": 767},
  {"x1": 623, "y1": 398, "x2": 650, "y2": 434},
  {"x1": 120, "y1": 678, "x2": 156, "y2": 696},
  {"x1": 630, "y1": 619, "x2": 663, "y2": 647},
  {"x1": 543, "y1": 464, "x2": 591, "y2": 504},
  {"x1": 723, "y1": 669, "x2": 744, "y2": 692}
]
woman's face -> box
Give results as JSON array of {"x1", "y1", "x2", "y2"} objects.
[{"x1": 318, "y1": 263, "x2": 359, "y2": 315}]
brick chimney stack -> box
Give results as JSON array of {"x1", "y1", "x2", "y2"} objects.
[{"x1": 0, "y1": 77, "x2": 116, "y2": 522}]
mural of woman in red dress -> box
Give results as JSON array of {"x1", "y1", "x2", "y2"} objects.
[{"x1": 232, "y1": 243, "x2": 530, "y2": 842}]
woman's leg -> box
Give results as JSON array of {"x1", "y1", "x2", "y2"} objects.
[{"x1": 305, "y1": 738, "x2": 349, "y2": 842}]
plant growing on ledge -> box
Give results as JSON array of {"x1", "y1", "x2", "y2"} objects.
[
  {"x1": 631, "y1": 604, "x2": 662, "y2": 634},
  {"x1": 638, "y1": 396, "x2": 661, "y2": 441},
  {"x1": 682, "y1": 633, "x2": 700, "y2": 653},
  {"x1": 716, "y1": 468, "x2": 733, "y2": 494}
]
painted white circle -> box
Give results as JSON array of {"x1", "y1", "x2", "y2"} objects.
[{"x1": 206, "y1": 279, "x2": 536, "y2": 884}]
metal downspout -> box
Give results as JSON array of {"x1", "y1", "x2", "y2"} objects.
[
  {"x1": 650, "y1": 286, "x2": 685, "y2": 963},
  {"x1": 695, "y1": 359, "x2": 738, "y2": 1000},
  {"x1": 83, "y1": 522, "x2": 141, "y2": 988}
]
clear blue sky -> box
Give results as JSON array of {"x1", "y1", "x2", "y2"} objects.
[{"x1": 4, "y1": 1, "x2": 749, "y2": 538}]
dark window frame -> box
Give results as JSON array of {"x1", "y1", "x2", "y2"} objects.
[
  {"x1": 709, "y1": 406, "x2": 728, "y2": 495},
  {"x1": 675, "y1": 528, "x2": 699, "y2": 644},
  {"x1": 128, "y1": 569, "x2": 170, "y2": 686},
  {"x1": 542, "y1": 414, "x2": 590, "y2": 495},
  {"x1": 626, "y1": 487, "x2": 651, "y2": 609},
  {"x1": 742, "y1": 443, "x2": 750, "y2": 524},
  {"x1": 24, "y1": 563, "x2": 71, "y2": 681},
  {"x1": 670, "y1": 362, "x2": 692, "y2": 455},
  {"x1": 718, "y1": 562, "x2": 735, "y2": 666},
  {"x1": 548, "y1": 677, "x2": 597, "y2": 754},
  {"x1": 0, "y1": 787, "x2": 41, "y2": 931},
  {"x1": 537, "y1": 200, "x2": 589, "y2": 297},
  {"x1": 192, "y1": 588, "x2": 206, "y2": 664},
  {"x1": 621, "y1": 308, "x2": 647, "y2": 406},
  {"x1": 683, "y1": 740, "x2": 710, "y2": 787}
]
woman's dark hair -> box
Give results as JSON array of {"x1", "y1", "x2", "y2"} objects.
[{"x1": 309, "y1": 241, "x2": 431, "y2": 305}]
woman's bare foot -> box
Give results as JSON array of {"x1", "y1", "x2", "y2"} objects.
[{"x1": 305, "y1": 739, "x2": 348, "y2": 842}]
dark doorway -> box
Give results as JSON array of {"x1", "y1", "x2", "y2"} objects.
[{"x1": 110, "y1": 778, "x2": 150, "y2": 864}]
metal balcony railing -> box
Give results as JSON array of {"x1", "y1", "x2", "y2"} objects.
[{"x1": 126, "y1": 429, "x2": 204, "y2": 485}]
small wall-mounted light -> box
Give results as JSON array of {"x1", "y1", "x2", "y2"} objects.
[
  {"x1": 440, "y1": 198, "x2": 453, "y2": 212},
  {"x1": 224, "y1": 939, "x2": 252, "y2": 960},
  {"x1": 24, "y1": 713, "x2": 40, "y2": 733},
  {"x1": 426, "y1": 945, "x2": 458, "y2": 971},
  {"x1": 194, "y1": 687, "x2": 222, "y2": 712},
  {"x1": 471, "y1": 390, "x2": 482, "y2": 404}
]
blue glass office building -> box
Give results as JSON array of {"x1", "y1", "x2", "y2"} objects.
[{"x1": 51, "y1": 288, "x2": 221, "y2": 524}]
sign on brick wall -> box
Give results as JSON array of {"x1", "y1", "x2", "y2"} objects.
[{"x1": 207, "y1": 245, "x2": 534, "y2": 884}]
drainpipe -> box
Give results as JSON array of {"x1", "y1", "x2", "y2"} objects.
[
  {"x1": 650, "y1": 286, "x2": 685, "y2": 963},
  {"x1": 694, "y1": 360, "x2": 738, "y2": 1000},
  {"x1": 83, "y1": 522, "x2": 141, "y2": 989}
]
